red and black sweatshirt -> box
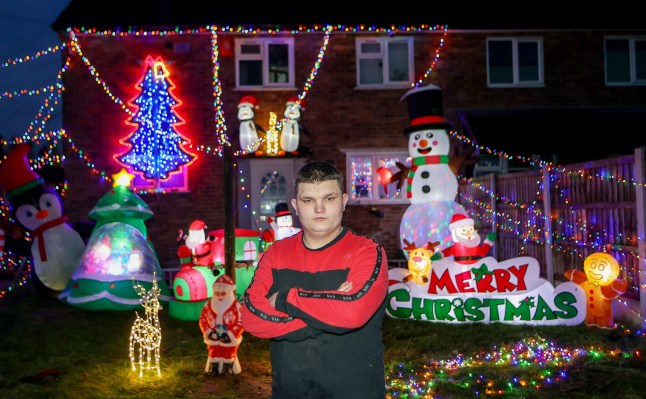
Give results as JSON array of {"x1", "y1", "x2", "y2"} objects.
[{"x1": 242, "y1": 227, "x2": 389, "y2": 399}]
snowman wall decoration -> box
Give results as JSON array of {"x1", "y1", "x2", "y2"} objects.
[
  {"x1": 261, "y1": 202, "x2": 301, "y2": 249},
  {"x1": 397, "y1": 84, "x2": 468, "y2": 257},
  {"x1": 279, "y1": 96, "x2": 308, "y2": 154},
  {"x1": 237, "y1": 95, "x2": 265, "y2": 154},
  {"x1": 0, "y1": 143, "x2": 86, "y2": 297}
]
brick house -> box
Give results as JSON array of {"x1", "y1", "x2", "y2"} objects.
[{"x1": 52, "y1": 3, "x2": 646, "y2": 270}]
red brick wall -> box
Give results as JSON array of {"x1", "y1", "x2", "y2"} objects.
[{"x1": 58, "y1": 29, "x2": 646, "y2": 267}]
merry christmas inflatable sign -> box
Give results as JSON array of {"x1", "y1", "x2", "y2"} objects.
[{"x1": 387, "y1": 256, "x2": 587, "y2": 325}]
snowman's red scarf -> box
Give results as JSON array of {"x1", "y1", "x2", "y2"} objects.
[
  {"x1": 406, "y1": 155, "x2": 449, "y2": 198},
  {"x1": 31, "y1": 216, "x2": 68, "y2": 261}
]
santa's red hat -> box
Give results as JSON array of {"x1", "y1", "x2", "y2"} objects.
[
  {"x1": 0, "y1": 143, "x2": 44, "y2": 201},
  {"x1": 449, "y1": 213, "x2": 474, "y2": 230},
  {"x1": 238, "y1": 95, "x2": 259, "y2": 109},
  {"x1": 190, "y1": 219, "x2": 207, "y2": 231},
  {"x1": 275, "y1": 202, "x2": 291, "y2": 218},
  {"x1": 213, "y1": 273, "x2": 236, "y2": 291},
  {"x1": 286, "y1": 96, "x2": 306, "y2": 110}
]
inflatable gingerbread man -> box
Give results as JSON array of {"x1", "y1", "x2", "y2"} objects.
[
  {"x1": 565, "y1": 252, "x2": 627, "y2": 329},
  {"x1": 198, "y1": 274, "x2": 244, "y2": 374}
]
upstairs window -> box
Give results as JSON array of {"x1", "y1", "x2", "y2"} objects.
[
  {"x1": 235, "y1": 38, "x2": 295, "y2": 89},
  {"x1": 605, "y1": 36, "x2": 646, "y2": 86},
  {"x1": 487, "y1": 37, "x2": 543, "y2": 87},
  {"x1": 343, "y1": 149, "x2": 410, "y2": 204},
  {"x1": 355, "y1": 37, "x2": 414, "y2": 88}
]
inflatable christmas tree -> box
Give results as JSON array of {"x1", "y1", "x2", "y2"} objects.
[{"x1": 59, "y1": 169, "x2": 172, "y2": 310}]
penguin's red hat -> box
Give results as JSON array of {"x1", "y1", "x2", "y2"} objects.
[
  {"x1": 238, "y1": 95, "x2": 259, "y2": 109},
  {"x1": 0, "y1": 143, "x2": 44, "y2": 201}
]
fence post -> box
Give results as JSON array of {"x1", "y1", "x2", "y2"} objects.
[
  {"x1": 542, "y1": 164, "x2": 554, "y2": 284},
  {"x1": 634, "y1": 147, "x2": 646, "y2": 328},
  {"x1": 490, "y1": 172, "x2": 498, "y2": 260}
]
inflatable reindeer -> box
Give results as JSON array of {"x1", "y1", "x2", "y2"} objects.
[{"x1": 402, "y1": 240, "x2": 440, "y2": 285}]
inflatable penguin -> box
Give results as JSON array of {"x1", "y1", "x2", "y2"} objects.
[
  {"x1": 237, "y1": 95, "x2": 265, "y2": 154},
  {"x1": 0, "y1": 143, "x2": 86, "y2": 297},
  {"x1": 279, "y1": 96, "x2": 308, "y2": 154}
]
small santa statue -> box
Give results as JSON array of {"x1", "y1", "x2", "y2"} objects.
[
  {"x1": 237, "y1": 95, "x2": 265, "y2": 154},
  {"x1": 435, "y1": 213, "x2": 496, "y2": 265},
  {"x1": 198, "y1": 274, "x2": 244, "y2": 374},
  {"x1": 182, "y1": 220, "x2": 216, "y2": 267},
  {"x1": 279, "y1": 96, "x2": 308, "y2": 154},
  {"x1": 261, "y1": 202, "x2": 301, "y2": 249}
]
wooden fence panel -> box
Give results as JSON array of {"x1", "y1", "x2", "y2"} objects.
[{"x1": 459, "y1": 154, "x2": 641, "y2": 299}]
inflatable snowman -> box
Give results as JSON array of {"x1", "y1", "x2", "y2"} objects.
[{"x1": 398, "y1": 84, "x2": 467, "y2": 257}]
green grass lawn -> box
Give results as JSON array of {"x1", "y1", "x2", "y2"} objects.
[{"x1": 1, "y1": 284, "x2": 646, "y2": 398}]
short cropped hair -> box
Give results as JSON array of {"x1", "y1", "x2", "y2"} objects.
[{"x1": 295, "y1": 161, "x2": 344, "y2": 193}]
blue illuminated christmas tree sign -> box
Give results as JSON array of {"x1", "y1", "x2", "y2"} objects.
[{"x1": 115, "y1": 56, "x2": 195, "y2": 187}]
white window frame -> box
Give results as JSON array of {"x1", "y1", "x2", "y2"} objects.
[
  {"x1": 342, "y1": 149, "x2": 410, "y2": 205},
  {"x1": 235, "y1": 37, "x2": 295, "y2": 89},
  {"x1": 604, "y1": 36, "x2": 646, "y2": 86},
  {"x1": 355, "y1": 36, "x2": 414, "y2": 89},
  {"x1": 486, "y1": 37, "x2": 544, "y2": 88}
]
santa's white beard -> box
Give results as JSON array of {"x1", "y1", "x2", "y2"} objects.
[
  {"x1": 186, "y1": 230, "x2": 205, "y2": 251},
  {"x1": 453, "y1": 233, "x2": 481, "y2": 248},
  {"x1": 212, "y1": 292, "x2": 235, "y2": 313}
]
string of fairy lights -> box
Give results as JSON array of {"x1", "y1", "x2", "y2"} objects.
[
  {"x1": 0, "y1": 23, "x2": 645, "y2": 326},
  {"x1": 1, "y1": 22, "x2": 646, "y2": 392}
]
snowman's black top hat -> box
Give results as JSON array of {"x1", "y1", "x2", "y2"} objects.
[
  {"x1": 275, "y1": 202, "x2": 291, "y2": 217},
  {"x1": 400, "y1": 84, "x2": 453, "y2": 135}
]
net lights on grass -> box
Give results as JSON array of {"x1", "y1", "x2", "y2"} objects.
[{"x1": 385, "y1": 336, "x2": 642, "y2": 397}]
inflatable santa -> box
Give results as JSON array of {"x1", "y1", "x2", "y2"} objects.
[
  {"x1": 198, "y1": 274, "x2": 244, "y2": 375},
  {"x1": 183, "y1": 219, "x2": 216, "y2": 267},
  {"x1": 436, "y1": 213, "x2": 496, "y2": 265}
]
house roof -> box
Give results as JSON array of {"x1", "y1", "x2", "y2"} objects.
[{"x1": 52, "y1": 1, "x2": 645, "y2": 31}]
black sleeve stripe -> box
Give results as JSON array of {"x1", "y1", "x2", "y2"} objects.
[
  {"x1": 244, "y1": 292, "x2": 295, "y2": 323},
  {"x1": 296, "y1": 244, "x2": 383, "y2": 302}
]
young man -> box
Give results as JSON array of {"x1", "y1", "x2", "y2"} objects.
[{"x1": 242, "y1": 161, "x2": 389, "y2": 398}]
